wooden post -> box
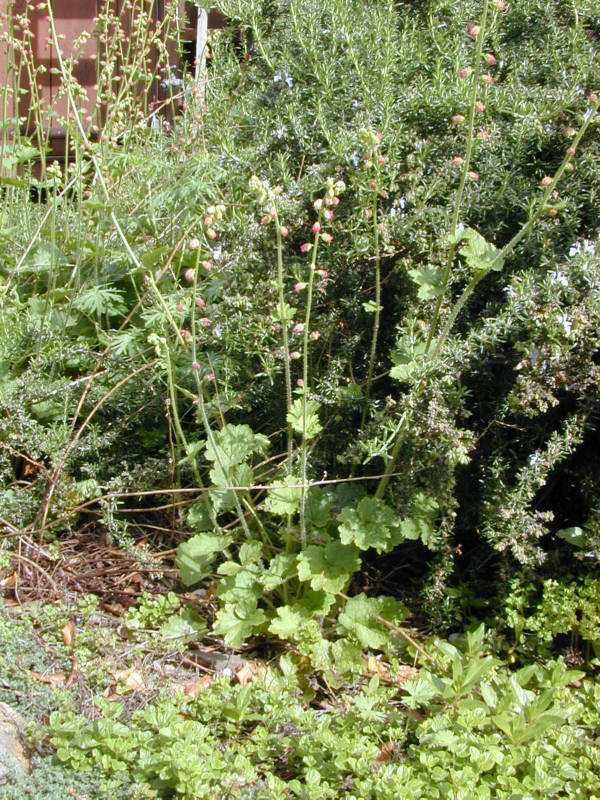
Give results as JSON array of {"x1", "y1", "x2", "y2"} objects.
[{"x1": 194, "y1": 7, "x2": 208, "y2": 98}]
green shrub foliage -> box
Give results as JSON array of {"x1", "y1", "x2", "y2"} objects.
[{"x1": 1, "y1": 0, "x2": 600, "y2": 640}]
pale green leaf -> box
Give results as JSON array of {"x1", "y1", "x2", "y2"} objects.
[
  {"x1": 205, "y1": 423, "x2": 269, "y2": 467},
  {"x1": 338, "y1": 593, "x2": 406, "y2": 650},
  {"x1": 297, "y1": 541, "x2": 360, "y2": 593},
  {"x1": 338, "y1": 497, "x2": 399, "y2": 553},
  {"x1": 213, "y1": 598, "x2": 266, "y2": 648},
  {"x1": 286, "y1": 397, "x2": 323, "y2": 440},
  {"x1": 269, "y1": 605, "x2": 307, "y2": 639},
  {"x1": 264, "y1": 475, "x2": 302, "y2": 516},
  {"x1": 176, "y1": 533, "x2": 227, "y2": 586},
  {"x1": 408, "y1": 266, "x2": 446, "y2": 299},
  {"x1": 458, "y1": 227, "x2": 504, "y2": 274}
]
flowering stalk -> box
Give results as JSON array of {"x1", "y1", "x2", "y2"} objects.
[
  {"x1": 425, "y1": 0, "x2": 490, "y2": 354},
  {"x1": 274, "y1": 210, "x2": 294, "y2": 472},
  {"x1": 360, "y1": 185, "x2": 381, "y2": 430},
  {"x1": 299, "y1": 219, "x2": 322, "y2": 545},
  {"x1": 431, "y1": 93, "x2": 600, "y2": 360},
  {"x1": 188, "y1": 251, "x2": 253, "y2": 540}
]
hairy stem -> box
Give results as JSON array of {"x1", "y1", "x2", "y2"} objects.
[
  {"x1": 299, "y1": 225, "x2": 321, "y2": 546},
  {"x1": 360, "y1": 188, "x2": 382, "y2": 427},
  {"x1": 425, "y1": 0, "x2": 490, "y2": 354}
]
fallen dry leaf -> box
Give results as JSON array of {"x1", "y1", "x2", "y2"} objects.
[
  {"x1": 0, "y1": 572, "x2": 17, "y2": 589},
  {"x1": 101, "y1": 689, "x2": 122, "y2": 701},
  {"x1": 185, "y1": 676, "x2": 214, "y2": 696},
  {"x1": 65, "y1": 657, "x2": 80, "y2": 690},
  {"x1": 374, "y1": 740, "x2": 395, "y2": 764},
  {"x1": 366, "y1": 656, "x2": 392, "y2": 682},
  {"x1": 62, "y1": 621, "x2": 75, "y2": 649},
  {"x1": 235, "y1": 660, "x2": 265, "y2": 687},
  {"x1": 397, "y1": 665, "x2": 418, "y2": 684},
  {"x1": 102, "y1": 602, "x2": 126, "y2": 616},
  {"x1": 29, "y1": 671, "x2": 67, "y2": 690},
  {"x1": 114, "y1": 667, "x2": 146, "y2": 692}
]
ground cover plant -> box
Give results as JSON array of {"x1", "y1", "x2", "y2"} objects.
[{"x1": 1, "y1": 0, "x2": 600, "y2": 796}]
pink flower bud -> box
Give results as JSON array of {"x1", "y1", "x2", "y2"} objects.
[
  {"x1": 317, "y1": 269, "x2": 329, "y2": 279},
  {"x1": 200, "y1": 317, "x2": 211, "y2": 327},
  {"x1": 195, "y1": 297, "x2": 205, "y2": 308},
  {"x1": 452, "y1": 156, "x2": 464, "y2": 166},
  {"x1": 452, "y1": 114, "x2": 465, "y2": 125},
  {"x1": 207, "y1": 228, "x2": 217, "y2": 241},
  {"x1": 321, "y1": 232, "x2": 333, "y2": 244},
  {"x1": 184, "y1": 268, "x2": 195, "y2": 282},
  {"x1": 484, "y1": 53, "x2": 497, "y2": 66},
  {"x1": 312, "y1": 222, "x2": 321, "y2": 234},
  {"x1": 540, "y1": 176, "x2": 553, "y2": 187},
  {"x1": 280, "y1": 226, "x2": 289, "y2": 238},
  {"x1": 181, "y1": 329, "x2": 191, "y2": 341},
  {"x1": 292, "y1": 323, "x2": 304, "y2": 333},
  {"x1": 189, "y1": 237, "x2": 200, "y2": 250},
  {"x1": 289, "y1": 351, "x2": 301, "y2": 360},
  {"x1": 310, "y1": 330, "x2": 321, "y2": 340},
  {"x1": 475, "y1": 101, "x2": 485, "y2": 113},
  {"x1": 176, "y1": 303, "x2": 185, "y2": 312},
  {"x1": 300, "y1": 243, "x2": 312, "y2": 253},
  {"x1": 295, "y1": 282, "x2": 307, "y2": 292},
  {"x1": 324, "y1": 209, "x2": 334, "y2": 221}
]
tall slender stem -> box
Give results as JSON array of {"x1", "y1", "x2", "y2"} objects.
[
  {"x1": 274, "y1": 213, "x2": 293, "y2": 472},
  {"x1": 425, "y1": 0, "x2": 490, "y2": 355},
  {"x1": 360, "y1": 188, "x2": 381, "y2": 427},
  {"x1": 299, "y1": 226, "x2": 321, "y2": 545}
]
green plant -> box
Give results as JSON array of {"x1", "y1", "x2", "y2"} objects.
[
  {"x1": 506, "y1": 573, "x2": 600, "y2": 659},
  {"x1": 48, "y1": 626, "x2": 600, "y2": 799},
  {"x1": 1, "y1": 0, "x2": 600, "y2": 699}
]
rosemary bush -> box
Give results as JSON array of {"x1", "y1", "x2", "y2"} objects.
[{"x1": 1, "y1": 0, "x2": 599, "y2": 645}]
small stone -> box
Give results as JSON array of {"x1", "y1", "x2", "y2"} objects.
[{"x1": 0, "y1": 703, "x2": 30, "y2": 785}]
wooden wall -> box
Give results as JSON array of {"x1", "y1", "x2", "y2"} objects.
[{"x1": 0, "y1": 1, "x2": 224, "y2": 159}]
